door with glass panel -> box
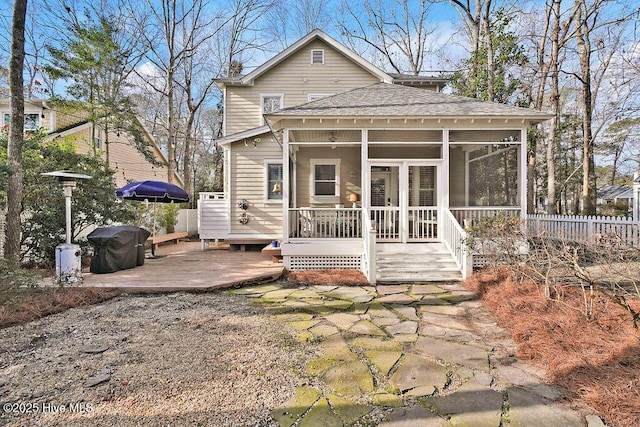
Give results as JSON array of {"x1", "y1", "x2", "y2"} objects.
[
  {"x1": 370, "y1": 166, "x2": 400, "y2": 241},
  {"x1": 370, "y1": 163, "x2": 438, "y2": 243},
  {"x1": 407, "y1": 165, "x2": 438, "y2": 241}
]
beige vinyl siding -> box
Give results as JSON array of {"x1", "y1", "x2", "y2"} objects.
[
  {"x1": 66, "y1": 127, "x2": 168, "y2": 188},
  {"x1": 225, "y1": 39, "x2": 380, "y2": 135},
  {"x1": 295, "y1": 146, "x2": 361, "y2": 207},
  {"x1": 230, "y1": 135, "x2": 283, "y2": 235}
]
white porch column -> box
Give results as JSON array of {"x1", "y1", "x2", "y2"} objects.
[
  {"x1": 282, "y1": 129, "x2": 290, "y2": 242},
  {"x1": 520, "y1": 127, "x2": 528, "y2": 222},
  {"x1": 442, "y1": 128, "x2": 450, "y2": 209},
  {"x1": 361, "y1": 129, "x2": 369, "y2": 209}
]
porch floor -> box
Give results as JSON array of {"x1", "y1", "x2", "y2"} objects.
[{"x1": 376, "y1": 242, "x2": 462, "y2": 283}]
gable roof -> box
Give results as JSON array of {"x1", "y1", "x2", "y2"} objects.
[
  {"x1": 267, "y1": 83, "x2": 552, "y2": 124},
  {"x1": 215, "y1": 29, "x2": 392, "y2": 88},
  {"x1": 598, "y1": 184, "x2": 634, "y2": 200}
]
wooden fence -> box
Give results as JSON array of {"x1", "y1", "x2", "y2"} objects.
[{"x1": 527, "y1": 214, "x2": 640, "y2": 247}]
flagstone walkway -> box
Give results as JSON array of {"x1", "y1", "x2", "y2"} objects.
[{"x1": 231, "y1": 282, "x2": 588, "y2": 427}]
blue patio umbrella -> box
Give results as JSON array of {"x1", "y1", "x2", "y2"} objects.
[
  {"x1": 116, "y1": 180, "x2": 189, "y2": 256},
  {"x1": 116, "y1": 180, "x2": 189, "y2": 203}
]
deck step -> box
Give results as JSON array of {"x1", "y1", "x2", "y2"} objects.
[{"x1": 375, "y1": 243, "x2": 462, "y2": 282}]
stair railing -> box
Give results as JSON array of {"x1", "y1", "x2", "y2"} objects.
[{"x1": 442, "y1": 208, "x2": 471, "y2": 279}]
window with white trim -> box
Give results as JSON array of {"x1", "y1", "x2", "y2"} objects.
[
  {"x1": 311, "y1": 49, "x2": 324, "y2": 64},
  {"x1": 4, "y1": 113, "x2": 40, "y2": 130},
  {"x1": 265, "y1": 161, "x2": 283, "y2": 201},
  {"x1": 260, "y1": 93, "x2": 283, "y2": 125},
  {"x1": 308, "y1": 93, "x2": 333, "y2": 102},
  {"x1": 310, "y1": 159, "x2": 340, "y2": 200}
]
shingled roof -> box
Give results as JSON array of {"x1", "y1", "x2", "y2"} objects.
[{"x1": 268, "y1": 83, "x2": 551, "y2": 123}]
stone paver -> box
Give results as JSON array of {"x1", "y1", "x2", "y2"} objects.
[
  {"x1": 309, "y1": 323, "x2": 339, "y2": 338},
  {"x1": 410, "y1": 284, "x2": 446, "y2": 294},
  {"x1": 244, "y1": 282, "x2": 589, "y2": 426},
  {"x1": 298, "y1": 397, "x2": 342, "y2": 427},
  {"x1": 323, "y1": 360, "x2": 375, "y2": 400},
  {"x1": 350, "y1": 319, "x2": 387, "y2": 336},
  {"x1": 391, "y1": 305, "x2": 420, "y2": 321},
  {"x1": 325, "y1": 312, "x2": 361, "y2": 330},
  {"x1": 379, "y1": 406, "x2": 449, "y2": 427},
  {"x1": 327, "y1": 393, "x2": 373, "y2": 424},
  {"x1": 507, "y1": 387, "x2": 584, "y2": 427},
  {"x1": 386, "y1": 321, "x2": 418, "y2": 335},
  {"x1": 390, "y1": 354, "x2": 448, "y2": 394},
  {"x1": 272, "y1": 386, "x2": 322, "y2": 427},
  {"x1": 376, "y1": 293, "x2": 418, "y2": 304},
  {"x1": 415, "y1": 336, "x2": 491, "y2": 371},
  {"x1": 365, "y1": 351, "x2": 402, "y2": 375},
  {"x1": 427, "y1": 380, "x2": 503, "y2": 427}
]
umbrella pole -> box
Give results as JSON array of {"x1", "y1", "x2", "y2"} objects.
[{"x1": 152, "y1": 200, "x2": 157, "y2": 257}]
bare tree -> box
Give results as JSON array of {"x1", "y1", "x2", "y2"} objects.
[
  {"x1": 222, "y1": 0, "x2": 275, "y2": 76},
  {"x1": 5, "y1": 0, "x2": 27, "y2": 265},
  {"x1": 338, "y1": 0, "x2": 438, "y2": 74},
  {"x1": 131, "y1": 0, "x2": 224, "y2": 184},
  {"x1": 176, "y1": 24, "x2": 222, "y2": 198},
  {"x1": 265, "y1": 0, "x2": 333, "y2": 50}
]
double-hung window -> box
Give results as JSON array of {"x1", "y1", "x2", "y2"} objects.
[
  {"x1": 265, "y1": 160, "x2": 283, "y2": 201},
  {"x1": 310, "y1": 159, "x2": 340, "y2": 202}
]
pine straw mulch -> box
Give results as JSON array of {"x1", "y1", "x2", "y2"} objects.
[
  {"x1": 0, "y1": 286, "x2": 122, "y2": 329},
  {"x1": 285, "y1": 269, "x2": 369, "y2": 286},
  {"x1": 464, "y1": 267, "x2": 640, "y2": 427}
]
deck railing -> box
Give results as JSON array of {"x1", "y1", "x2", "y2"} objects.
[
  {"x1": 362, "y1": 207, "x2": 377, "y2": 283},
  {"x1": 442, "y1": 208, "x2": 470, "y2": 279},
  {"x1": 450, "y1": 207, "x2": 521, "y2": 226},
  {"x1": 370, "y1": 207, "x2": 401, "y2": 241},
  {"x1": 408, "y1": 207, "x2": 438, "y2": 241},
  {"x1": 288, "y1": 208, "x2": 362, "y2": 239}
]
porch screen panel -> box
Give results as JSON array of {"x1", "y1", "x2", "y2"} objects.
[
  {"x1": 409, "y1": 166, "x2": 436, "y2": 206},
  {"x1": 468, "y1": 145, "x2": 519, "y2": 206}
]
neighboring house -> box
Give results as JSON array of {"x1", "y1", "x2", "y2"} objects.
[
  {"x1": 200, "y1": 29, "x2": 551, "y2": 283},
  {"x1": 597, "y1": 184, "x2": 634, "y2": 207},
  {"x1": 0, "y1": 99, "x2": 170, "y2": 187}
]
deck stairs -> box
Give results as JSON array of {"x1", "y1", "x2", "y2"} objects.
[{"x1": 375, "y1": 243, "x2": 463, "y2": 283}]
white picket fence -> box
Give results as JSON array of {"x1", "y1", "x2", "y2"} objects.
[{"x1": 527, "y1": 214, "x2": 640, "y2": 247}]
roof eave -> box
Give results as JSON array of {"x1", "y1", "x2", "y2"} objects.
[{"x1": 268, "y1": 113, "x2": 553, "y2": 125}]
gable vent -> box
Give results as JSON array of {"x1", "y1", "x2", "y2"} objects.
[{"x1": 311, "y1": 49, "x2": 324, "y2": 65}]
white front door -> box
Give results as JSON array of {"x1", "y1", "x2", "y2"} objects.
[{"x1": 370, "y1": 162, "x2": 439, "y2": 243}]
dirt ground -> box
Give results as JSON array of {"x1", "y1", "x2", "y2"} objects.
[{"x1": 0, "y1": 291, "x2": 311, "y2": 426}]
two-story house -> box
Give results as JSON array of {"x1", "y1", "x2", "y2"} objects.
[
  {"x1": 199, "y1": 29, "x2": 550, "y2": 283},
  {"x1": 0, "y1": 99, "x2": 170, "y2": 187}
]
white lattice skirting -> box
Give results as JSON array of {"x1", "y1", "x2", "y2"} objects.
[
  {"x1": 287, "y1": 255, "x2": 362, "y2": 270},
  {"x1": 472, "y1": 254, "x2": 492, "y2": 269}
]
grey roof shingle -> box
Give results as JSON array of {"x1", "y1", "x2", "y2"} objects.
[{"x1": 269, "y1": 83, "x2": 551, "y2": 120}]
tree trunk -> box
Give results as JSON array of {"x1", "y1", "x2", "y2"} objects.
[
  {"x1": 575, "y1": 0, "x2": 596, "y2": 215},
  {"x1": 482, "y1": 0, "x2": 495, "y2": 101},
  {"x1": 528, "y1": 4, "x2": 553, "y2": 213},
  {"x1": 545, "y1": 0, "x2": 562, "y2": 215},
  {"x1": 4, "y1": 0, "x2": 27, "y2": 265}
]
